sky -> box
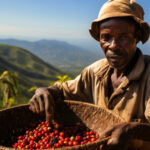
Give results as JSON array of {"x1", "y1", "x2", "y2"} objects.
[{"x1": 0, "y1": 0, "x2": 149, "y2": 51}]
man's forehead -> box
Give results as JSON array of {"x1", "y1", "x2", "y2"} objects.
[{"x1": 100, "y1": 17, "x2": 136, "y2": 29}]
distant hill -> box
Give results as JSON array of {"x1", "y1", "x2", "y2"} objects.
[
  {"x1": 0, "y1": 39, "x2": 101, "y2": 74},
  {"x1": 0, "y1": 44, "x2": 64, "y2": 98}
]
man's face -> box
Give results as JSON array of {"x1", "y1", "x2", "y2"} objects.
[{"x1": 99, "y1": 18, "x2": 138, "y2": 71}]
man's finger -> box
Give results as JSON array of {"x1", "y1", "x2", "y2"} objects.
[
  {"x1": 38, "y1": 95, "x2": 45, "y2": 112},
  {"x1": 44, "y1": 94, "x2": 54, "y2": 125},
  {"x1": 107, "y1": 137, "x2": 119, "y2": 146},
  {"x1": 100, "y1": 126, "x2": 115, "y2": 138},
  {"x1": 99, "y1": 143, "x2": 112, "y2": 150},
  {"x1": 100, "y1": 144, "x2": 104, "y2": 150},
  {"x1": 33, "y1": 98, "x2": 40, "y2": 113},
  {"x1": 46, "y1": 113, "x2": 54, "y2": 126},
  {"x1": 29, "y1": 101, "x2": 36, "y2": 113},
  {"x1": 106, "y1": 128, "x2": 128, "y2": 150}
]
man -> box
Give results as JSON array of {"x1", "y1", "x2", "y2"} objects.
[{"x1": 29, "y1": 0, "x2": 150, "y2": 149}]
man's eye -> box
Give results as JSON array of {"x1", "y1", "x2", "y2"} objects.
[
  {"x1": 101, "y1": 34, "x2": 110, "y2": 41},
  {"x1": 120, "y1": 34, "x2": 129, "y2": 39}
]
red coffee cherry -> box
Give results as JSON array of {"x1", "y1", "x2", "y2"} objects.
[{"x1": 12, "y1": 121, "x2": 99, "y2": 149}]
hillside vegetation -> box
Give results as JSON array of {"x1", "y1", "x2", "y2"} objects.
[{"x1": 0, "y1": 44, "x2": 64, "y2": 99}]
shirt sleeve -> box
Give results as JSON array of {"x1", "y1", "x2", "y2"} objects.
[
  {"x1": 144, "y1": 66, "x2": 150, "y2": 123},
  {"x1": 54, "y1": 67, "x2": 93, "y2": 103}
]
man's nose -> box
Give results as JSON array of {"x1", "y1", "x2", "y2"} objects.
[{"x1": 109, "y1": 38, "x2": 120, "y2": 50}]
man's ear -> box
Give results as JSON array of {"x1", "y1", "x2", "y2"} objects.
[{"x1": 135, "y1": 30, "x2": 142, "y2": 43}]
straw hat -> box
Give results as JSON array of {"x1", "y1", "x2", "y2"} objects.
[{"x1": 89, "y1": 0, "x2": 150, "y2": 44}]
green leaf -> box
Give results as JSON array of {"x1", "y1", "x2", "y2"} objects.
[{"x1": 28, "y1": 86, "x2": 38, "y2": 93}]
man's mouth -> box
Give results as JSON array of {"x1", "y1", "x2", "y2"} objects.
[
  {"x1": 108, "y1": 54, "x2": 123, "y2": 60},
  {"x1": 107, "y1": 51, "x2": 124, "y2": 61}
]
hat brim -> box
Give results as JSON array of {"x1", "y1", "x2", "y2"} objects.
[{"x1": 89, "y1": 15, "x2": 150, "y2": 44}]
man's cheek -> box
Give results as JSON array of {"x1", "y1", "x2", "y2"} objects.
[{"x1": 102, "y1": 46, "x2": 109, "y2": 56}]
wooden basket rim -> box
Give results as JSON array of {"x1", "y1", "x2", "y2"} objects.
[{"x1": 0, "y1": 100, "x2": 125, "y2": 122}]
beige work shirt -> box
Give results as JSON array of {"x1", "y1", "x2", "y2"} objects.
[{"x1": 55, "y1": 49, "x2": 150, "y2": 123}]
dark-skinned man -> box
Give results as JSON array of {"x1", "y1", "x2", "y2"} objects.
[{"x1": 29, "y1": 0, "x2": 150, "y2": 149}]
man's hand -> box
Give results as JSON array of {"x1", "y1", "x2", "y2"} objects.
[
  {"x1": 29, "y1": 87, "x2": 55, "y2": 125},
  {"x1": 99, "y1": 122, "x2": 135, "y2": 150}
]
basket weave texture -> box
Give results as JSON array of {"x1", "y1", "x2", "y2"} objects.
[{"x1": 0, "y1": 100, "x2": 124, "y2": 150}]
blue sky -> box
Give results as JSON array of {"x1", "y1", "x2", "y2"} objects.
[{"x1": 0, "y1": 0, "x2": 149, "y2": 52}]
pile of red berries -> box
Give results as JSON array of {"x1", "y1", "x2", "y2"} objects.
[{"x1": 12, "y1": 121, "x2": 99, "y2": 149}]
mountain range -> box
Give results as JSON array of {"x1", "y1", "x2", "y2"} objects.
[{"x1": 0, "y1": 39, "x2": 102, "y2": 74}]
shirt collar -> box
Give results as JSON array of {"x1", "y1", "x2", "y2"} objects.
[{"x1": 127, "y1": 49, "x2": 145, "y2": 81}]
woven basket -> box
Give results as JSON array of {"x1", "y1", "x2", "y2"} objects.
[{"x1": 0, "y1": 100, "x2": 124, "y2": 150}]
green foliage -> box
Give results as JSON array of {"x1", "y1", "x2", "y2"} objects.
[
  {"x1": 28, "y1": 86, "x2": 38, "y2": 94},
  {"x1": 7, "y1": 97, "x2": 15, "y2": 107},
  {"x1": 28, "y1": 75, "x2": 72, "y2": 94},
  {"x1": 49, "y1": 75, "x2": 72, "y2": 85},
  {"x1": 28, "y1": 86, "x2": 38, "y2": 92},
  {"x1": 56, "y1": 75, "x2": 72, "y2": 83},
  {"x1": 0, "y1": 70, "x2": 20, "y2": 108}
]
